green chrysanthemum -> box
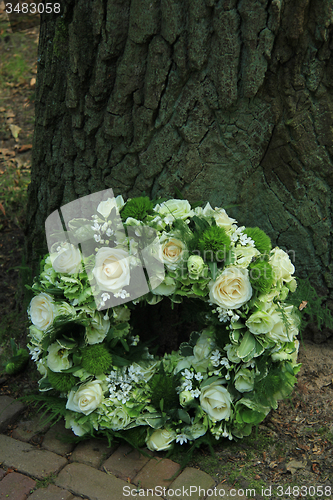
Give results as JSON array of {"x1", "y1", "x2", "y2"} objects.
[
  {"x1": 120, "y1": 197, "x2": 153, "y2": 221},
  {"x1": 198, "y1": 225, "x2": 231, "y2": 262},
  {"x1": 81, "y1": 344, "x2": 112, "y2": 375},
  {"x1": 149, "y1": 373, "x2": 179, "y2": 410},
  {"x1": 249, "y1": 260, "x2": 275, "y2": 294},
  {"x1": 48, "y1": 370, "x2": 77, "y2": 392},
  {"x1": 243, "y1": 227, "x2": 272, "y2": 254}
]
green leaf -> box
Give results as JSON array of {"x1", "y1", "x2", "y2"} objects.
[
  {"x1": 192, "y1": 283, "x2": 208, "y2": 296},
  {"x1": 237, "y1": 331, "x2": 256, "y2": 359},
  {"x1": 120, "y1": 338, "x2": 129, "y2": 352},
  {"x1": 179, "y1": 343, "x2": 193, "y2": 357},
  {"x1": 207, "y1": 262, "x2": 218, "y2": 280},
  {"x1": 200, "y1": 375, "x2": 221, "y2": 388},
  {"x1": 178, "y1": 409, "x2": 191, "y2": 424}
]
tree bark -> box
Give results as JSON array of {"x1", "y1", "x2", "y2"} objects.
[{"x1": 26, "y1": 0, "x2": 333, "y2": 293}]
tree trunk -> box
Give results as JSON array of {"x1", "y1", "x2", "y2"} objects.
[{"x1": 26, "y1": 0, "x2": 333, "y2": 293}]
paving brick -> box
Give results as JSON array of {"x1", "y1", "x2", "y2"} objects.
[
  {"x1": 0, "y1": 471, "x2": 36, "y2": 500},
  {"x1": 55, "y1": 463, "x2": 129, "y2": 500},
  {"x1": 42, "y1": 421, "x2": 75, "y2": 455},
  {"x1": 0, "y1": 434, "x2": 67, "y2": 480},
  {"x1": 166, "y1": 467, "x2": 215, "y2": 500},
  {"x1": 0, "y1": 468, "x2": 6, "y2": 480},
  {"x1": 28, "y1": 484, "x2": 74, "y2": 500},
  {"x1": 70, "y1": 438, "x2": 114, "y2": 469},
  {"x1": 102, "y1": 444, "x2": 151, "y2": 481},
  {"x1": 0, "y1": 395, "x2": 25, "y2": 432},
  {"x1": 133, "y1": 458, "x2": 181, "y2": 490},
  {"x1": 12, "y1": 415, "x2": 50, "y2": 443}
]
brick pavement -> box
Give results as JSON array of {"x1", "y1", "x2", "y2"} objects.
[{"x1": 0, "y1": 396, "x2": 251, "y2": 500}]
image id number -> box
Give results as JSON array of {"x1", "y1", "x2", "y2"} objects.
[
  {"x1": 5, "y1": 3, "x2": 61, "y2": 14},
  {"x1": 276, "y1": 485, "x2": 332, "y2": 497}
]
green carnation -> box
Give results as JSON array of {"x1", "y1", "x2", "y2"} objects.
[
  {"x1": 48, "y1": 370, "x2": 77, "y2": 392},
  {"x1": 249, "y1": 260, "x2": 275, "y2": 294},
  {"x1": 81, "y1": 344, "x2": 112, "y2": 375},
  {"x1": 198, "y1": 225, "x2": 231, "y2": 262},
  {"x1": 149, "y1": 373, "x2": 179, "y2": 410},
  {"x1": 243, "y1": 227, "x2": 272, "y2": 254},
  {"x1": 121, "y1": 197, "x2": 153, "y2": 221}
]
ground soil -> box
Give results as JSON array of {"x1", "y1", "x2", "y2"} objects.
[{"x1": 0, "y1": 9, "x2": 332, "y2": 498}]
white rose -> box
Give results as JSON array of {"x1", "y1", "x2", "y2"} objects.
[
  {"x1": 155, "y1": 199, "x2": 193, "y2": 223},
  {"x1": 85, "y1": 312, "x2": 110, "y2": 345},
  {"x1": 66, "y1": 380, "x2": 104, "y2": 415},
  {"x1": 93, "y1": 247, "x2": 130, "y2": 293},
  {"x1": 269, "y1": 248, "x2": 295, "y2": 283},
  {"x1": 146, "y1": 428, "x2": 176, "y2": 451},
  {"x1": 209, "y1": 267, "x2": 252, "y2": 309},
  {"x1": 47, "y1": 342, "x2": 73, "y2": 372},
  {"x1": 234, "y1": 368, "x2": 255, "y2": 393},
  {"x1": 50, "y1": 243, "x2": 82, "y2": 274},
  {"x1": 29, "y1": 293, "x2": 56, "y2": 331},
  {"x1": 200, "y1": 380, "x2": 232, "y2": 421},
  {"x1": 97, "y1": 195, "x2": 124, "y2": 218},
  {"x1": 160, "y1": 236, "x2": 186, "y2": 270},
  {"x1": 245, "y1": 310, "x2": 275, "y2": 335},
  {"x1": 213, "y1": 208, "x2": 237, "y2": 230}
]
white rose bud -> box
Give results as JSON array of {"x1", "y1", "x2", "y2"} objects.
[
  {"x1": 200, "y1": 380, "x2": 232, "y2": 421},
  {"x1": 269, "y1": 248, "x2": 295, "y2": 283},
  {"x1": 146, "y1": 428, "x2": 176, "y2": 452},
  {"x1": 187, "y1": 255, "x2": 205, "y2": 278},
  {"x1": 29, "y1": 293, "x2": 55, "y2": 331},
  {"x1": 51, "y1": 243, "x2": 82, "y2": 274}
]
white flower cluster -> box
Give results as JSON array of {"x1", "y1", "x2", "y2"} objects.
[
  {"x1": 106, "y1": 365, "x2": 146, "y2": 404},
  {"x1": 178, "y1": 369, "x2": 203, "y2": 398},
  {"x1": 212, "y1": 307, "x2": 240, "y2": 323},
  {"x1": 230, "y1": 225, "x2": 254, "y2": 246}
]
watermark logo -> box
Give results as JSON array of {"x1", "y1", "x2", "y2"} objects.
[
  {"x1": 4, "y1": 1, "x2": 63, "y2": 32},
  {"x1": 45, "y1": 189, "x2": 165, "y2": 311}
]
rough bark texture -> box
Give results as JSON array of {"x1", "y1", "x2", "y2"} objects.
[{"x1": 26, "y1": 0, "x2": 333, "y2": 292}]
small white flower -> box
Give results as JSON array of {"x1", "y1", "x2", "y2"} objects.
[
  {"x1": 176, "y1": 434, "x2": 188, "y2": 445},
  {"x1": 190, "y1": 388, "x2": 201, "y2": 398},
  {"x1": 182, "y1": 369, "x2": 194, "y2": 380},
  {"x1": 101, "y1": 293, "x2": 111, "y2": 301},
  {"x1": 194, "y1": 372, "x2": 203, "y2": 381},
  {"x1": 94, "y1": 234, "x2": 101, "y2": 242},
  {"x1": 106, "y1": 228, "x2": 114, "y2": 237}
]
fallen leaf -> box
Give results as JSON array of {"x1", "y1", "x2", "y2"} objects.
[
  {"x1": 17, "y1": 144, "x2": 32, "y2": 153},
  {"x1": 6, "y1": 111, "x2": 15, "y2": 118},
  {"x1": 0, "y1": 203, "x2": 6, "y2": 216},
  {"x1": 9, "y1": 124, "x2": 21, "y2": 140},
  {"x1": 0, "y1": 107, "x2": 6, "y2": 113},
  {"x1": 0, "y1": 148, "x2": 15, "y2": 158},
  {"x1": 30, "y1": 77, "x2": 36, "y2": 87},
  {"x1": 286, "y1": 459, "x2": 307, "y2": 474}
]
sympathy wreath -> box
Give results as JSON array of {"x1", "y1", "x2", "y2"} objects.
[{"x1": 27, "y1": 195, "x2": 301, "y2": 451}]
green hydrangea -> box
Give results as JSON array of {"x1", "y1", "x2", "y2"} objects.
[
  {"x1": 249, "y1": 260, "x2": 275, "y2": 294},
  {"x1": 198, "y1": 225, "x2": 231, "y2": 262},
  {"x1": 121, "y1": 197, "x2": 153, "y2": 221},
  {"x1": 243, "y1": 227, "x2": 272, "y2": 254},
  {"x1": 81, "y1": 344, "x2": 112, "y2": 375},
  {"x1": 48, "y1": 370, "x2": 77, "y2": 392}
]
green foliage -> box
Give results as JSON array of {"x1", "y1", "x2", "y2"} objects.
[
  {"x1": 121, "y1": 196, "x2": 154, "y2": 221},
  {"x1": 198, "y1": 225, "x2": 231, "y2": 262},
  {"x1": 81, "y1": 344, "x2": 113, "y2": 375},
  {"x1": 48, "y1": 370, "x2": 77, "y2": 392},
  {"x1": 285, "y1": 278, "x2": 333, "y2": 332},
  {"x1": 4, "y1": 340, "x2": 29, "y2": 375},
  {"x1": 249, "y1": 260, "x2": 275, "y2": 294},
  {"x1": 243, "y1": 227, "x2": 272, "y2": 254},
  {"x1": 149, "y1": 366, "x2": 179, "y2": 410},
  {"x1": 21, "y1": 394, "x2": 68, "y2": 427}
]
